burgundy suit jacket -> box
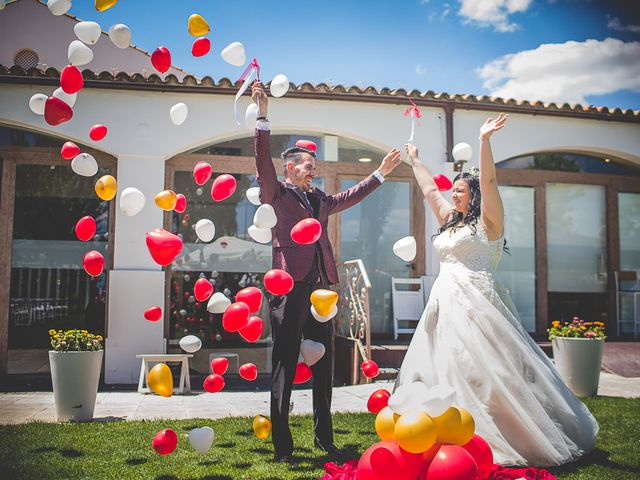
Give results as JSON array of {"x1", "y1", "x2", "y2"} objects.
[{"x1": 254, "y1": 129, "x2": 382, "y2": 285}]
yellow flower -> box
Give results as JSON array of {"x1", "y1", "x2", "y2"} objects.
[{"x1": 48, "y1": 329, "x2": 56, "y2": 335}]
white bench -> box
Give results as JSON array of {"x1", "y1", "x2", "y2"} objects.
[{"x1": 136, "y1": 354, "x2": 193, "y2": 394}]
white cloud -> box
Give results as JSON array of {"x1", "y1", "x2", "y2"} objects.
[
  {"x1": 607, "y1": 15, "x2": 640, "y2": 33},
  {"x1": 458, "y1": 0, "x2": 533, "y2": 32},
  {"x1": 476, "y1": 38, "x2": 640, "y2": 104},
  {"x1": 415, "y1": 64, "x2": 428, "y2": 75}
]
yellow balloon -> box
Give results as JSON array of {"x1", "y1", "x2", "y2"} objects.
[
  {"x1": 95, "y1": 175, "x2": 117, "y2": 201},
  {"x1": 188, "y1": 14, "x2": 210, "y2": 36},
  {"x1": 432, "y1": 406, "x2": 475, "y2": 445},
  {"x1": 375, "y1": 406, "x2": 399, "y2": 441},
  {"x1": 95, "y1": 0, "x2": 118, "y2": 12},
  {"x1": 394, "y1": 411, "x2": 437, "y2": 454},
  {"x1": 310, "y1": 289, "x2": 339, "y2": 317},
  {"x1": 252, "y1": 415, "x2": 272, "y2": 440},
  {"x1": 146, "y1": 363, "x2": 173, "y2": 397},
  {"x1": 155, "y1": 190, "x2": 177, "y2": 211}
]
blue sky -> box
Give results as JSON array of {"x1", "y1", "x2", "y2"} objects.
[{"x1": 66, "y1": 0, "x2": 640, "y2": 109}]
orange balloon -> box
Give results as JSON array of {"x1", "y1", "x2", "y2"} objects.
[
  {"x1": 146, "y1": 363, "x2": 173, "y2": 397},
  {"x1": 252, "y1": 415, "x2": 272, "y2": 440},
  {"x1": 155, "y1": 190, "x2": 178, "y2": 211},
  {"x1": 375, "y1": 406, "x2": 400, "y2": 441},
  {"x1": 394, "y1": 411, "x2": 437, "y2": 454},
  {"x1": 310, "y1": 289, "x2": 338, "y2": 317},
  {"x1": 432, "y1": 406, "x2": 475, "y2": 446},
  {"x1": 95, "y1": 0, "x2": 118, "y2": 12},
  {"x1": 95, "y1": 175, "x2": 117, "y2": 201}
]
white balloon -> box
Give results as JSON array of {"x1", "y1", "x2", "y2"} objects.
[
  {"x1": 220, "y1": 41, "x2": 246, "y2": 66},
  {"x1": 170, "y1": 102, "x2": 188, "y2": 126},
  {"x1": 119, "y1": 187, "x2": 146, "y2": 217},
  {"x1": 244, "y1": 103, "x2": 258, "y2": 129},
  {"x1": 392, "y1": 236, "x2": 417, "y2": 262},
  {"x1": 67, "y1": 40, "x2": 94, "y2": 66},
  {"x1": 300, "y1": 339, "x2": 325, "y2": 366},
  {"x1": 74, "y1": 21, "x2": 101, "y2": 45},
  {"x1": 179, "y1": 334, "x2": 202, "y2": 353},
  {"x1": 47, "y1": 0, "x2": 71, "y2": 16},
  {"x1": 388, "y1": 382, "x2": 430, "y2": 415},
  {"x1": 108, "y1": 23, "x2": 131, "y2": 49},
  {"x1": 53, "y1": 87, "x2": 77, "y2": 108},
  {"x1": 246, "y1": 187, "x2": 261, "y2": 205},
  {"x1": 420, "y1": 385, "x2": 456, "y2": 418},
  {"x1": 195, "y1": 219, "x2": 215, "y2": 242},
  {"x1": 311, "y1": 304, "x2": 337, "y2": 323},
  {"x1": 253, "y1": 204, "x2": 277, "y2": 229},
  {"x1": 71, "y1": 153, "x2": 98, "y2": 177},
  {"x1": 207, "y1": 292, "x2": 231, "y2": 314},
  {"x1": 270, "y1": 74, "x2": 289, "y2": 98},
  {"x1": 28, "y1": 94, "x2": 48, "y2": 115},
  {"x1": 188, "y1": 427, "x2": 214, "y2": 454},
  {"x1": 248, "y1": 225, "x2": 271, "y2": 244},
  {"x1": 452, "y1": 142, "x2": 473, "y2": 162}
]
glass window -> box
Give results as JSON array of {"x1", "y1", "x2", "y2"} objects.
[
  {"x1": 498, "y1": 152, "x2": 640, "y2": 176},
  {"x1": 0, "y1": 125, "x2": 65, "y2": 148},
  {"x1": 337, "y1": 137, "x2": 388, "y2": 164},
  {"x1": 619, "y1": 192, "x2": 640, "y2": 271}
]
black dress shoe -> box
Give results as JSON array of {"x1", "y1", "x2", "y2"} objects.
[
  {"x1": 314, "y1": 440, "x2": 345, "y2": 460},
  {"x1": 273, "y1": 453, "x2": 297, "y2": 466}
]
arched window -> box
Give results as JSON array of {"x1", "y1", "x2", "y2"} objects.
[
  {"x1": 13, "y1": 49, "x2": 39, "y2": 70},
  {"x1": 497, "y1": 151, "x2": 640, "y2": 176}
]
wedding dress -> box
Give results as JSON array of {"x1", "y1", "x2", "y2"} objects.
[{"x1": 394, "y1": 221, "x2": 598, "y2": 467}]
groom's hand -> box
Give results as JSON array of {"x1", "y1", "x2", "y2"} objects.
[
  {"x1": 251, "y1": 81, "x2": 268, "y2": 117},
  {"x1": 378, "y1": 148, "x2": 402, "y2": 176}
]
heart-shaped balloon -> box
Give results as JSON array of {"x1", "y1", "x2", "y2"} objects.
[
  {"x1": 71, "y1": 153, "x2": 98, "y2": 177},
  {"x1": 253, "y1": 204, "x2": 277, "y2": 229},
  {"x1": 145, "y1": 228, "x2": 183, "y2": 266},
  {"x1": 248, "y1": 225, "x2": 271, "y2": 244},
  {"x1": 300, "y1": 339, "x2": 325, "y2": 366},
  {"x1": 60, "y1": 65, "x2": 84, "y2": 94},
  {"x1": 29, "y1": 93, "x2": 48, "y2": 115},
  {"x1": 83, "y1": 250, "x2": 104, "y2": 277},
  {"x1": 220, "y1": 42, "x2": 246, "y2": 66},
  {"x1": 291, "y1": 218, "x2": 322, "y2": 244},
  {"x1": 52, "y1": 87, "x2": 77, "y2": 108},
  {"x1": 420, "y1": 384, "x2": 455, "y2": 418},
  {"x1": 310, "y1": 304, "x2": 337, "y2": 323},
  {"x1": 119, "y1": 187, "x2": 145, "y2": 216},
  {"x1": 194, "y1": 278, "x2": 214, "y2": 302},
  {"x1": 189, "y1": 426, "x2": 215, "y2": 454},
  {"x1": 67, "y1": 40, "x2": 94, "y2": 66},
  {"x1": 89, "y1": 124, "x2": 108, "y2": 141},
  {"x1": 195, "y1": 219, "x2": 215, "y2": 242},
  {"x1": 48, "y1": 0, "x2": 71, "y2": 16},
  {"x1": 74, "y1": 21, "x2": 101, "y2": 45},
  {"x1": 44, "y1": 96, "x2": 73, "y2": 126},
  {"x1": 151, "y1": 46, "x2": 171, "y2": 74},
  {"x1": 222, "y1": 302, "x2": 250, "y2": 332},
  {"x1": 235, "y1": 287, "x2": 263, "y2": 313},
  {"x1": 388, "y1": 382, "x2": 430, "y2": 415},
  {"x1": 203, "y1": 374, "x2": 225, "y2": 393},
  {"x1": 152, "y1": 428, "x2": 177, "y2": 455},
  {"x1": 95, "y1": 0, "x2": 119, "y2": 12},
  {"x1": 252, "y1": 415, "x2": 272, "y2": 440},
  {"x1": 179, "y1": 334, "x2": 202, "y2": 353},
  {"x1": 310, "y1": 289, "x2": 338, "y2": 317},
  {"x1": 245, "y1": 103, "x2": 258, "y2": 129},
  {"x1": 144, "y1": 306, "x2": 162, "y2": 322},
  {"x1": 210, "y1": 357, "x2": 229, "y2": 375},
  {"x1": 246, "y1": 186, "x2": 261, "y2": 205},
  {"x1": 75, "y1": 216, "x2": 96, "y2": 241},
  {"x1": 170, "y1": 102, "x2": 188, "y2": 126},
  {"x1": 192, "y1": 37, "x2": 211, "y2": 57},
  {"x1": 94, "y1": 175, "x2": 117, "y2": 201},
  {"x1": 174, "y1": 194, "x2": 187, "y2": 213},
  {"x1": 433, "y1": 174, "x2": 452, "y2": 192},
  {"x1": 193, "y1": 161, "x2": 212, "y2": 185},
  {"x1": 147, "y1": 363, "x2": 173, "y2": 397},
  {"x1": 393, "y1": 236, "x2": 417, "y2": 262},
  {"x1": 61, "y1": 141, "x2": 80, "y2": 160},
  {"x1": 188, "y1": 13, "x2": 210, "y2": 36},
  {"x1": 361, "y1": 360, "x2": 380, "y2": 379},
  {"x1": 207, "y1": 292, "x2": 231, "y2": 314},
  {"x1": 293, "y1": 362, "x2": 312, "y2": 384},
  {"x1": 211, "y1": 174, "x2": 237, "y2": 201},
  {"x1": 263, "y1": 269, "x2": 294, "y2": 296},
  {"x1": 239, "y1": 316, "x2": 263, "y2": 343},
  {"x1": 270, "y1": 74, "x2": 290, "y2": 98},
  {"x1": 367, "y1": 389, "x2": 391, "y2": 414},
  {"x1": 154, "y1": 190, "x2": 177, "y2": 211},
  {"x1": 108, "y1": 23, "x2": 131, "y2": 49},
  {"x1": 239, "y1": 362, "x2": 257, "y2": 381}
]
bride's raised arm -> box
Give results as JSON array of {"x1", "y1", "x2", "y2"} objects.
[
  {"x1": 478, "y1": 113, "x2": 507, "y2": 240},
  {"x1": 404, "y1": 143, "x2": 454, "y2": 226}
]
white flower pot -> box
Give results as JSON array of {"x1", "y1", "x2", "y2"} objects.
[
  {"x1": 49, "y1": 350, "x2": 103, "y2": 421},
  {"x1": 551, "y1": 338, "x2": 603, "y2": 397}
]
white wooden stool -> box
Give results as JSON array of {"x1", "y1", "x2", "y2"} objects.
[{"x1": 136, "y1": 354, "x2": 193, "y2": 394}]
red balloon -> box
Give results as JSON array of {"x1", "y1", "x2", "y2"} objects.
[
  {"x1": 61, "y1": 141, "x2": 80, "y2": 160},
  {"x1": 89, "y1": 124, "x2": 108, "y2": 141},
  {"x1": 144, "y1": 306, "x2": 162, "y2": 322},
  {"x1": 203, "y1": 373, "x2": 225, "y2": 393},
  {"x1": 152, "y1": 428, "x2": 178, "y2": 455},
  {"x1": 239, "y1": 362, "x2": 257, "y2": 381},
  {"x1": 367, "y1": 389, "x2": 391, "y2": 413},
  {"x1": 193, "y1": 161, "x2": 213, "y2": 185},
  {"x1": 293, "y1": 362, "x2": 312, "y2": 384},
  {"x1": 222, "y1": 302, "x2": 250, "y2": 332},
  {"x1": 75, "y1": 216, "x2": 96, "y2": 241},
  {"x1": 210, "y1": 357, "x2": 229, "y2": 375},
  {"x1": 174, "y1": 193, "x2": 187, "y2": 213},
  {"x1": 145, "y1": 228, "x2": 183, "y2": 266},
  {"x1": 462, "y1": 435, "x2": 494, "y2": 480},
  {"x1": 83, "y1": 250, "x2": 104, "y2": 277},
  {"x1": 433, "y1": 174, "x2": 452, "y2": 192},
  {"x1": 263, "y1": 269, "x2": 294, "y2": 296},
  {"x1": 235, "y1": 287, "x2": 263, "y2": 313},
  {"x1": 357, "y1": 440, "x2": 426, "y2": 480},
  {"x1": 194, "y1": 278, "x2": 214, "y2": 302},
  {"x1": 211, "y1": 174, "x2": 237, "y2": 201},
  {"x1": 44, "y1": 96, "x2": 73, "y2": 126},
  {"x1": 361, "y1": 360, "x2": 380, "y2": 379},
  {"x1": 291, "y1": 218, "x2": 322, "y2": 244},
  {"x1": 239, "y1": 316, "x2": 263, "y2": 342},
  {"x1": 60, "y1": 65, "x2": 84, "y2": 94},
  {"x1": 295, "y1": 139, "x2": 317, "y2": 152},
  {"x1": 423, "y1": 445, "x2": 479, "y2": 480},
  {"x1": 151, "y1": 46, "x2": 172, "y2": 74},
  {"x1": 192, "y1": 37, "x2": 211, "y2": 57}
]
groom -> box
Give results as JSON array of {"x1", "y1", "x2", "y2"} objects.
[{"x1": 251, "y1": 81, "x2": 401, "y2": 464}]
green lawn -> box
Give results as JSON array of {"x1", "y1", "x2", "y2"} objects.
[{"x1": 0, "y1": 397, "x2": 638, "y2": 479}]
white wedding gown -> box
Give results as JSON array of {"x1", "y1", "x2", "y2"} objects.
[{"x1": 395, "y1": 222, "x2": 598, "y2": 467}]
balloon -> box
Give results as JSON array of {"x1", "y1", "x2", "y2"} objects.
[
  {"x1": 71, "y1": 153, "x2": 98, "y2": 177},
  {"x1": 194, "y1": 278, "x2": 214, "y2": 302},
  {"x1": 195, "y1": 219, "x2": 215, "y2": 242},
  {"x1": 220, "y1": 41, "x2": 246, "y2": 66},
  {"x1": 152, "y1": 428, "x2": 177, "y2": 455},
  {"x1": 48, "y1": 0, "x2": 71, "y2": 16},
  {"x1": 108, "y1": 24, "x2": 131, "y2": 49},
  {"x1": 44, "y1": 96, "x2": 73, "y2": 126},
  {"x1": 145, "y1": 228, "x2": 183, "y2": 266},
  {"x1": 235, "y1": 287, "x2": 263, "y2": 313},
  {"x1": 95, "y1": 0, "x2": 118, "y2": 12},
  {"x1": 270, "y1": 74, "x2": 289, "y2": 98},
  {"x1": 293, "y1": 362, "x2": 312, "y2": 384},
  {"x1": 361, "y1": 360, "x2": 380, "y2": 379},
  {"x1": 432, "y1": 407, "x2": 475, "y2": 446},
  {"x1": 52, "y1": 87, "x2": 77, "y2": 108},
  {"x1": 393, "y1": 236, "x2": 417, "y2": 262},
  {"x1": 263, "y1": 269, "x2": 294, "y2": 296},
  {"x1": 245, "y1": 103, "x2": 258, "y2": 129},
  {"x1": 452, "y1": 142, "x2": 473, "y2": 162},
  {"x1": 300, "y1": 339, "x2": 325, "y2": 366},
  {"x1": 246, "y1": 186, "x2": 261, "y2": 205},
  {"x1": 423, "y1": 445, "x2": 478, "y2": 480},
  {"x1": 75, "y1": 216, "x2": 96, "y2": 241},
  {"x1": 144, "y1": 306, "x2": 162, "y2": 322},
  {"x1": 170, "y1": 102, "x2": 188, "y2": 126},
  {"x1": 61, "y1": 142, "x2": 80, "y2": 160},
  {"x1": 188, "y1": 13, "x2": 210, "y2": 36},
  {"x1": 189, "y1": 426, "x2": 214, "y2": 454},
  {"x1": 89, "y1": 124, "x2": 108, "y2": 141},
  {"x1": 210, "y1": 357, "x2": 229, "y2": 375},
  {"x1": 211, "y1": 174, "x2": 237, "y2": 201},
  {"x1": 60, "y1": 65, "x2": 84, "y2": 94},
  {"x1": 154, "y1": 190, "x2": 177, "y2": 211},
  {"x1": 394, "y1": 411, "x2": 437, "y2": 454},
  {"x1": 222, "y1": 302, "x2": 250, "y2": 332},
  {"x1": 357, "y1": 440, "x2": 426, "y2": 480},
  {"x1": 147, "y1": 363, "x2": 173, "y2": 397},
  {"x1": 68, "y1": 40, "x2": 94, "y2": 66},
  {"x1": 151, "y1": 46, "x2": 171, "y2": 74},
  {"x1": 375, "y1": 407, "x2": 400, "y2": 441},
  {"x1": 252, "y1": 415, "x2": 272, "y2": 440},
  {"x1": 74, "y1": 21, "x2": 101, "y2": 45},
  {"x1": 179, "y1": 334, "x2": 202, "y2": 353},
  {"x1": 248, "y1": 225, "x2": 271, "y2": 244},
  {"x1": 462, "y1": 435, "x2": 493, "y2": 480},
  {"x1": 310, "y1": 304, "x2": 337, "y2": 323},
  {"x1": 388, "y1": 381, "x2": 430, "y2": 415},
  {"x1": 207, "y1": 292, "x2": 231, "y2": 314},
  {"x1": 192, "y1": 37, "x2": 211, "y2": 57},
  {"x1": 433, "y1": 174, "x2": 452, "y2": 192},
  {"x1": 253, "y1": 204, "x2": 277, "y2": 229},
  {"x1": 367, "y1": 389, "x2": 391, "y2": 414},
  {"x1": 193, "y1": 162, "x2": 212, "y2": 185},
  {"x1": 29, "y1": 93, "x2": 48, "y2": 115},
  {"x1": 239, "y1": 316, "x2": 263, "y2": 343},
  {"x1": 421, "y1": 385, "x2": 455, "y2": 418},
  {"x1": 119, "y1": 187, "x2": 145, "y2": 216},
  {"x1": 174, "y1": 194, "x2": 187, "y2": 213},
  {"x1": 239, "y1": 363, "x2": 257, "y2": 381},
  {"x1": 203, "y1": 374, "x2": 225, "y2": 393},
  {"x1": 291, "y1": 218, "x2": 322, "y2": 244},
  {"x1": 310, "y1": 289, "x2": 338, "y2": 316},
  {"x1": 296, "y1": 139, "x2": 317, "y2": 152}
]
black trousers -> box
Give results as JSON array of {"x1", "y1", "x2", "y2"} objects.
[{"x1": 269, "y1": 281, "x2": 334, "y2": 456}]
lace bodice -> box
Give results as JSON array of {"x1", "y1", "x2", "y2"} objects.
[{"x1": 433, "y1": 222, "x2": 503, "y2": 272}]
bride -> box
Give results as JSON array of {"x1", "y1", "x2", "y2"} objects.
[{"x1": 395, "y1": 113, "x2": 598, "y2": 467}]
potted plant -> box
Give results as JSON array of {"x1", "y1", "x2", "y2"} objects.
[
  {"x1": 548, "y1": 317, "x2": 606, "y2": 397},
  {"x1": 48, "y1": 329, "x2": 104, "y2": 421}
]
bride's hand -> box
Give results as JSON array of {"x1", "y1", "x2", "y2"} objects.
[
  {"x1": 479, "y1": 113, "x2": 508, "y2": 140},
  {"x1": 404, "y1": 143, "x2": 420, "y2": 165}
]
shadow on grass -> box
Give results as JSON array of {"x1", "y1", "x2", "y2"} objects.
[
  {"x1": 155, "y1": 476, "x2": 178, "y2": 480},
  {"x1": 249, "y1": 447, "x2": 272, "y2": 455},
  {"x1": 32, "y1": 446, "x2": 57, "y2": 453},
  {"x1": 126, "y1": 458, "x2": 146, "y2": 466},
  {"x1": 93, "y1": 416, "x2": 125, "y2": 423},
  {"x1": 31, "y1": 446, "x2": 84, "y2": 458},
  {"x1": 550, "y1": 449, "x2": 640, "y2": 476},
  {"x1": 233, "y1": 462, "x2": 252, "y2": 468},
  {"x1": 235, "y1": 430, "x2": 252, "y2": 437},
  {"x1": 334, "y1": 429, "x2": 349, "y2": 434},
  {"x1": 197, "y1": 476, "x2": 232, "y2": 480},
  {"x1": 216, "y1": 442, "x2": 235, "y2": 449}
]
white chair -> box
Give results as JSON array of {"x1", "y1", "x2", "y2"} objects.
[
  {"x1": 391, "y1": 277, "x2": 425, "y2": 340},
  {"x1": 615, "y1": 270, "x2": 640, "y2": 338}
]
